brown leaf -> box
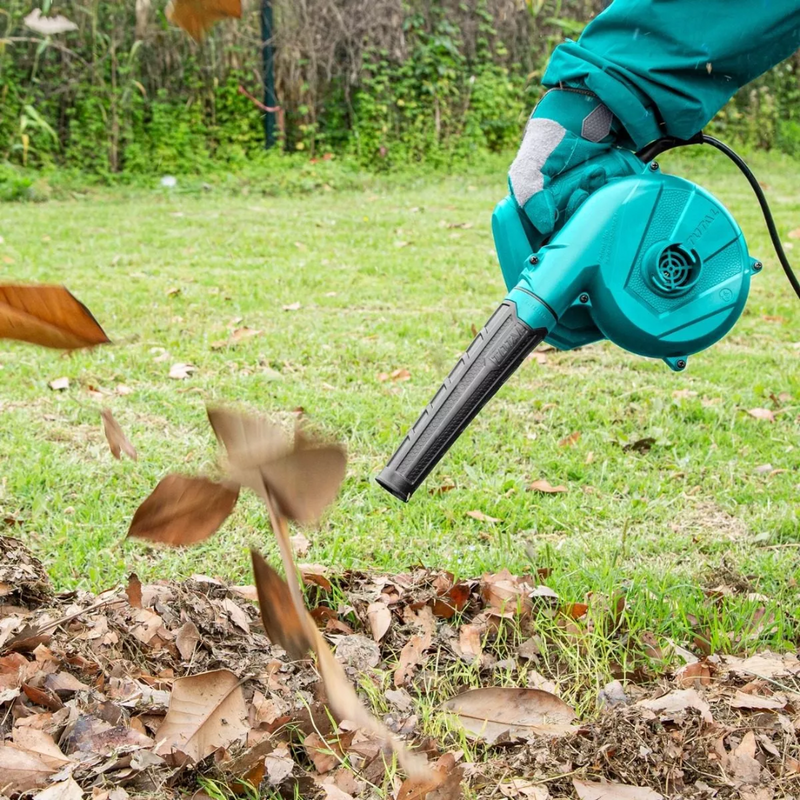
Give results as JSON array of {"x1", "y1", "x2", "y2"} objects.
[
  {"x1": 367, "y1": 602, "x2": 391, "y2": 642},
  {"x1": 730, "y1": 690, "x2": 786, "y2": 710},
  {"x1": 101, "y1": 409, "x2": 138, "y2": 461},
  {"x1": 299, "y1": 564, "x2": 332, "y2": 592},
  {"x1": 396, "y1": 752, "x2": 463, "y2": 800},
  {"x1": 0, "y1": 283, "x2": 109, "y2": 351},
  {"x1": 175, "y1": 620, "x2": 202, "y2": 661},
  {"x1": 303, "y1": 731, "x2": 353, "y2": 774},
  {"x1": 44, "y1": 671, "x2": 90, "y2": 695},
  {"x1": 283, "y1": 301, "x2": 302, "y2": 311},
  {"x1": 481, "y1": 570, "x2": 532, "y2": 617},
  {"x1": 442, "y1": 687, "x2": 576, "y2": 743},
  {"x1": 250, "y1": 550, "x2": 313, "y2": 661},
  {"x1": 788, "y1": 228, "x2": 800, "y2": 240},
  {"x1": 49, "y1": 376, "x2": 70, "y2": 391},
  {"x1": 259, "y1": 448, "x2": 347, "y2": 526},
  {"x1": 155, "y1": 669, "x2": 249, "y2": 764},
  {"x1": 724, "y1": 652, "x2": 800, "y2": 679},
  {"x1": 466, "y1": 510, "x2": 500, "y2": 523},
  {"x1": 675, "y1": 661, "x2": 711, "y2": 688},
  {"x1": 747, "y1": 407, "x2": 775, "y2": 422},
  {"x1": 528, "y1": 479, "x2": 567, "y2": 494},
  {"x1": 291, "y1": 532, "x2": 311, "y2": 557},
  {"x1": 394, "y1": 624, "x2": 432, "y2": 687},
  {"x1": 168, "y1": 362, "x2": 196, "y2": 380},
  {"x1": 165, "y1": 0, "x2": 241, "y2": 40},
  {"x1": 636, "y1": 688, "x2": 712, "y2": 723},
  {"x1": 458, "y1": 624, "x2": 482, "y2": 662},
  {"x1": 558, "y1": 431, "x2": 581, "y2": 448},
  {"x1": 11, "y1": 728, "x2": 71, "y2": 770},
  {"x1": 32, "y1": 777, "x2": 84, "y2": 800},
  {"x1": 0, "y1": 744, "x2": 54, "y2": 794},
  {"x1": 128, "y1": 474, "x2": 239, "y2": 546},
  {"x1": 209, "y1": 407, "x2": 346, "y2": 526},
  {"x1": 250, "y1": 550, "x2": 431, "y2": 781},
  {"x1": 723, "y1": 730, "x2": 762, "y2": 784},
  {"x1": 573, "y1": 779, "x2": 663, "y2": 799},
  {"x1": 564, "y1": 602, "x2": 588, "y2": 620},
  {"x1": 126, "y1": 573, "x2": 143, "y2": 608}
]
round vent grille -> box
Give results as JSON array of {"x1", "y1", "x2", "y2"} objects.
[{"x1": 650, "y1": 244, "x2": 701, "y2": 296}]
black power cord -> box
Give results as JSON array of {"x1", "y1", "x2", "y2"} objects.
[{"x1": 635, "y1": 133, "x2": 800, "y2": 301}]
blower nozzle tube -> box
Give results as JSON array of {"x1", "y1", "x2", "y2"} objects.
[{"x1": 377, "y1": 298, "x2": 551, "y2": 502}]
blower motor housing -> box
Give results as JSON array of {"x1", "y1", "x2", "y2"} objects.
[{"x1": 493, "y1": 167, "x2": 761, "y2": 370}]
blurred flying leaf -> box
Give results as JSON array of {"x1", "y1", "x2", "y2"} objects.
[
  {"x1": 0, "y1": 284, "x2": 108, "y2": 351},
  {"x1": 101, "y1": 409, "x2": 138, "y2": 461},
  {"x1": 166, "y1": 0, "x2": 242, "y2": 41},
  {"x1": 128, "y1": 475, "x2": 239, "y2": 546}
]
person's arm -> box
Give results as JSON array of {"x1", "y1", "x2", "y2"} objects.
[{"x1": 544, "y1": 0, "x2": 800, "y2": 148}]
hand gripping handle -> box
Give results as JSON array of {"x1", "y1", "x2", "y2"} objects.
[{"x1": 376, "y1": 299, "x2": 549, "y2": 502}]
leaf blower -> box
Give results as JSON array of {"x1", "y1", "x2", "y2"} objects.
[{"x1": 377, "y1": 135, "x2": 800, "y2": 502}]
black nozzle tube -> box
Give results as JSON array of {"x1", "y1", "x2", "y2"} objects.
[{"x1": 376, "y1": 299, "x2": 549, "y2": 502}]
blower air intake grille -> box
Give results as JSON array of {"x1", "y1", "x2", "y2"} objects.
[{"x1": 650, "y1": 244, "x2": 701, "y2": 296}]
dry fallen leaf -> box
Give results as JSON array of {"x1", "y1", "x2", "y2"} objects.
[
  {"x1": 442, "y1": 687, "x2": 576, "y2": 744},
  {"x1": 155, "y1": 669, "x2": 249, "y2": 764},
  {"x1": 11, "y1": 728, "x2": 71, "y2": 770},
  {"x1": 0, "y1": 283, "x2": 108, "y2": 351},
  {"x1": 101, "y1": 409, "x2": 138, "y2": 461},
  {"x1": 558, "y1": 431, "x2": 581, "y2": 448},
  {"x1": 0, "y1": 744, "x2": 54, "y2": 794},
  {"x1": 730, "y1": 690, "x2": 786, "y2": 711},
  {"x1": 166, "y1": 0, "x2": 242, "y2": 41},
  {"x1": 466, "y1": 510, "x2": 500, "y2": 523},
  {"x1": 282, "y1": 302, "x2": 302, "y2": 311},
  {"x1": 367, "y1": 602, "x2": 391, "y2": 642},
  {"x1": 788, "y1": 228, "x2": 800, "y2": 240},
  {"x1": 573, "y1": 779, "x2": 664, "y2": 799},
  {"x1": 48, "y1": 377, "x2": 70, "y2": 391},
  {"x1": 394, "y1": 631, "x2": 431, "y2": 687},
  {"x1": 128, "y1": 474, "x2": 239, "y2": 546},
  {"x1": 636, "y1": 688, "x2": 713, "y2": 724},
  {"x1": 396, "y1": 752, "x2": 463, "y2": 800},
  {"x1": 300, "y1": 564, "x2": 332, "y2": 592},
  {"x1": 747, "y1": 408, "x2": 775, "y2": 422},
  {"x1": 724, "y1": 652, "x2": 800, "y2": 679},
  {"x1": 175, "y1": 620, "x2": 202, "y2": 661},
  {"x1": 291, "y1": 531, "x2": 311, "y2": 557},
  {"x1": 528, "y1": 479, "x2": 567, "y2": 494},
  {"x1": 723, "y1": 730, "x2": 762, "y2": 784},
  {"x1": 458, "y1": 623, "x2": 483, "y2": 662},
  {"x1": 169, "y1": 362, "x2": 196, "y2": 380},
  {"x1": 32, "y1": 777, "x2": 84, "y2": 800}
]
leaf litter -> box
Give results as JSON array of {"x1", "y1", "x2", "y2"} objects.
[{"x1": 3, "y1": 411, "x2": 800, "y2": 798}]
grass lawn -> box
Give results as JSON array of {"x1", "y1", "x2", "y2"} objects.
[{"x1": 1, "y1": 149, "x2": 799, "y2": 668}]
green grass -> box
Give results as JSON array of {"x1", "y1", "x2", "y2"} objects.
[{"x1": 1, "y1": 150, "x2": 799, "y2": 660}]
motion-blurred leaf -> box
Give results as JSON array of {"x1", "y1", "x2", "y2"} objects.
[
  {"x1": 0, "y1": 284, "x2": 108, "y2": 351},
  {"x1": 166, "y1": 0, "x2": 241, "y2": 41},
  {"x1": 101, "y1": 409, "x2": 138, "y2": 461},
  {"x1": 128, "y1": 475, "x2": 239, "y2": 546}
]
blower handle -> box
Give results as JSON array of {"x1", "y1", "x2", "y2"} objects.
[{"x1": 377, "y1": 299, "x2": 549, "y2": 502}]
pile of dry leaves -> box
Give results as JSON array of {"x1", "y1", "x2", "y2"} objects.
[
  {"x1": 2, "y1": 532, "x2": 800, "y2": 800},
  {"x1": 2, "y1": 287, "x2": 800, "y2": 799}
]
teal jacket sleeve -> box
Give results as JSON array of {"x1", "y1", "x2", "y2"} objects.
[{"x1": 543, "y1": 1, "x2": 800, "y2": 148}]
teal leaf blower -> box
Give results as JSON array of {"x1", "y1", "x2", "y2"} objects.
[{"x1": 377, "y1": 136, "x2": 800, "y2": 502}]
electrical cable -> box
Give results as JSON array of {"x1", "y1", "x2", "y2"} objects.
[{"x1": 636, "y1": 133, "x2": 800, "y2": 301}]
